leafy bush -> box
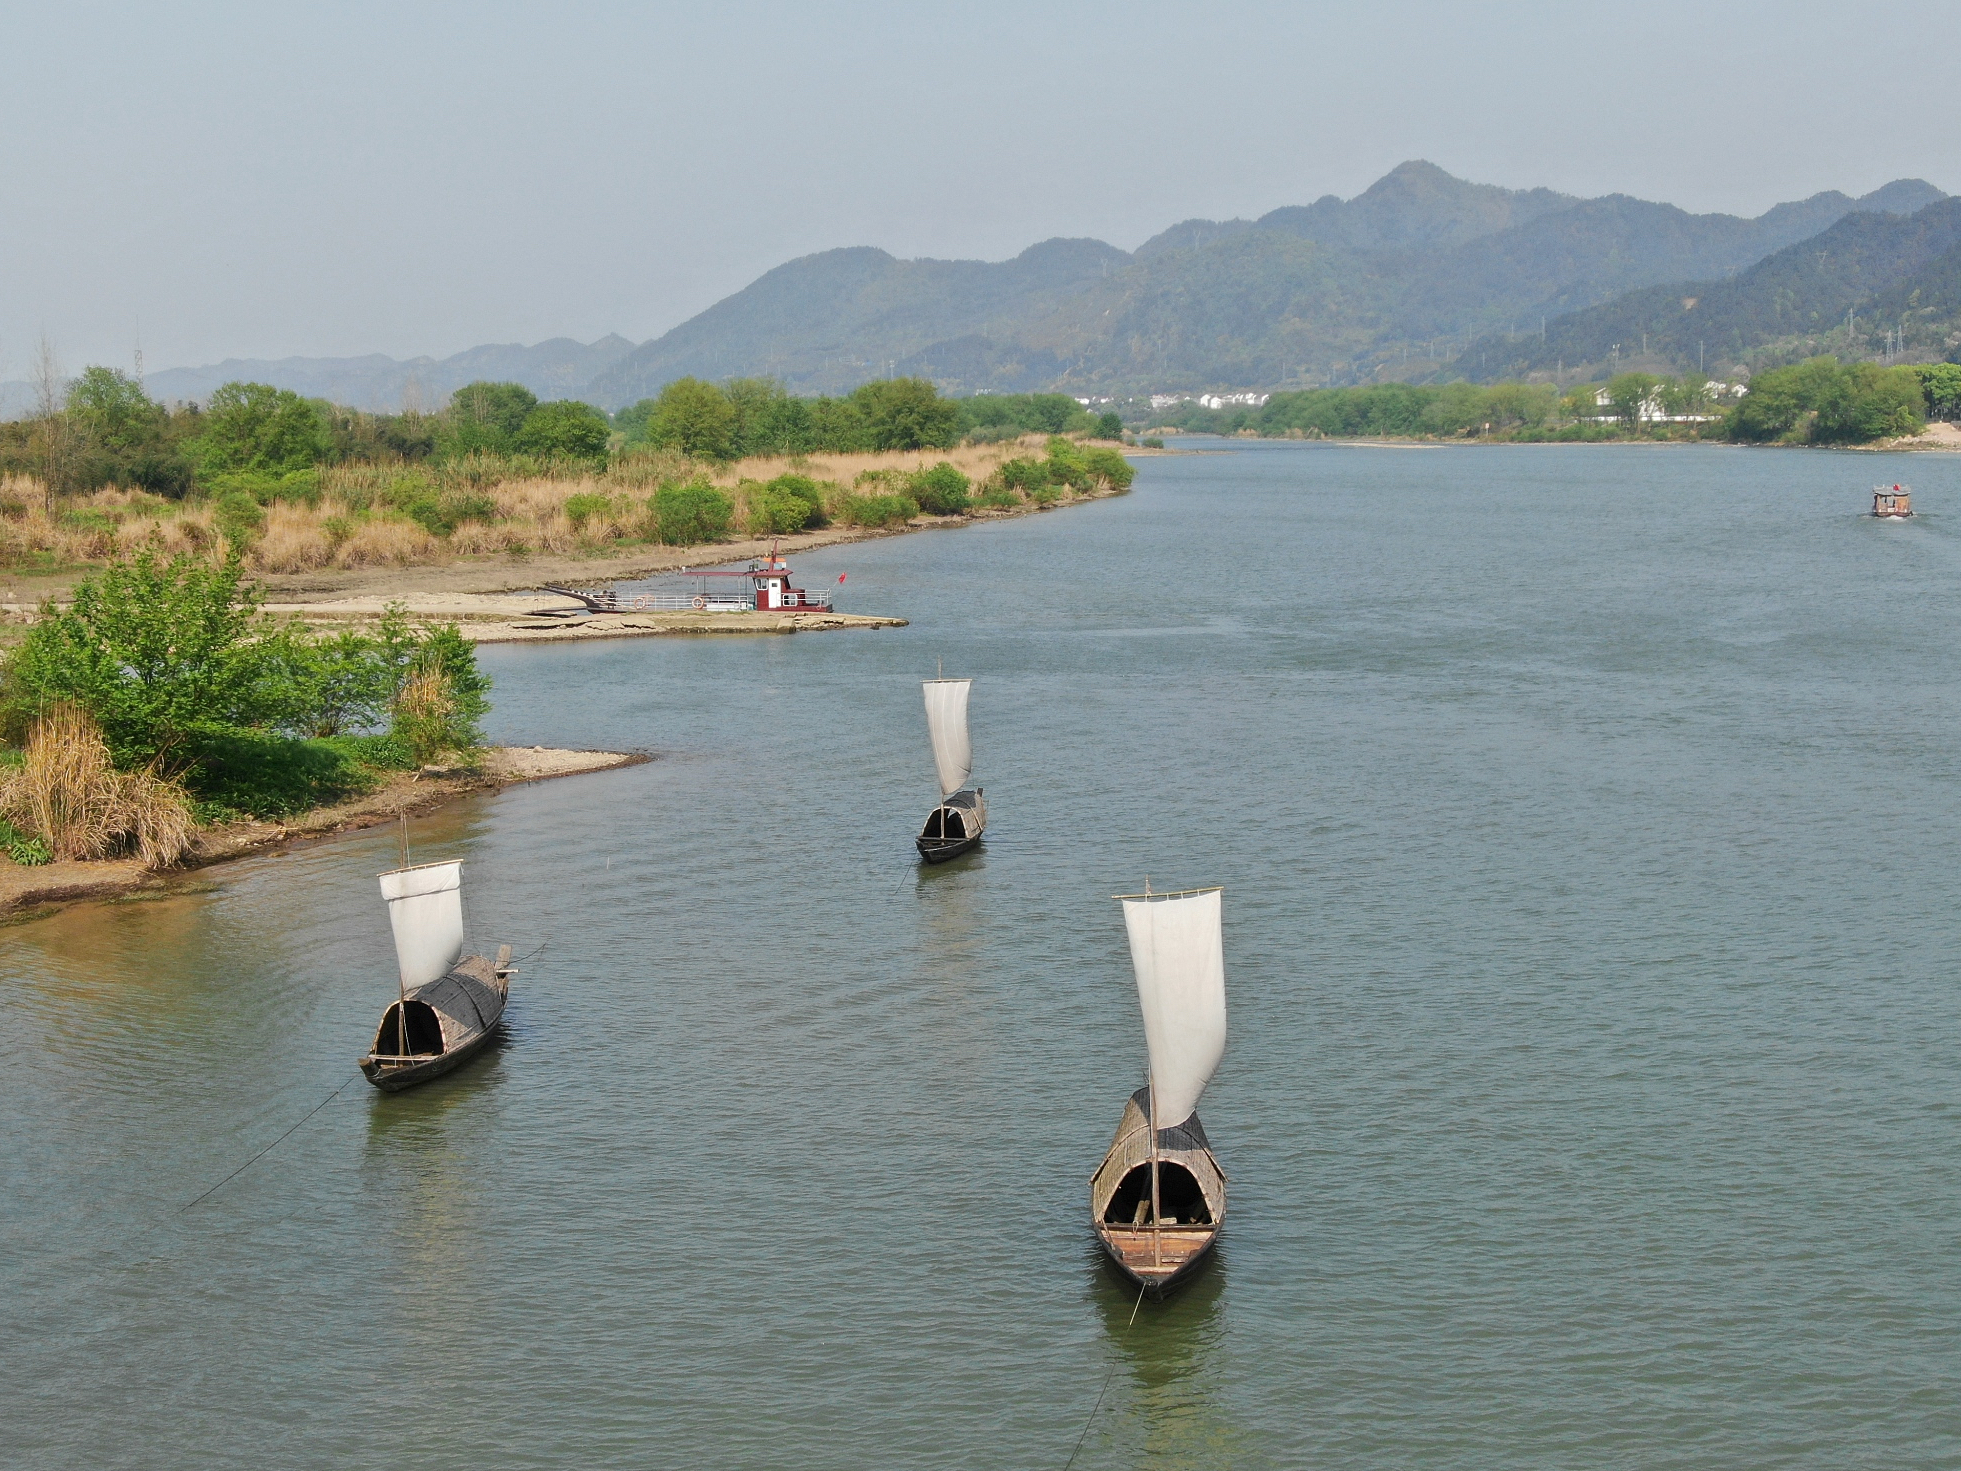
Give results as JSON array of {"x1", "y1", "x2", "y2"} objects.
[
  {"x1": 997, "y1": 458, "x2": 1048, "y2": 493},
  {"x1": 838, "y1": 493, "x2": 919, "y2": 528},
  {"x1": 393, "y1": 485, "x2": 498, "y2": 536},
  {"x1": 652, "y1": 478, "x2": 735, "y2": 544},
  {"x1": 974, "y1": 486, "x2": 1020, "y2": 508},
  {"x1": 1027, "y1": 481, "x2": 1063, "y2": 506},
  {"x1": 3, "y1": 553, "x2": 297, "y2": 766},
  {"x1": 1095, "y1": 411, "x2": 1123, "y2": 439},
  {"x1": 214, "y1": 491, "x2": 266, "y2": 547},
  {"x1": 180, "y1": 728, "x2": 381, "y2": 819},
  {"x1": 765, "y1": 473, "x2": 828, "y2": 527},
  {"x1": 1079, "y1": 446, "x2": 1135, "y2": 490},
  {"x1": 749, "y1": 486, "x2": 814, "y2": 534},
  {"x1": 908, "y1": 461, "x2": 971, "y2": 515},
  {"x1": 563, "y1": 492, "x2": 616, "y2": 530},
  {"x1": 1, "y1": 558, "x2": 491, "y2": 813},
  {"x1": 204, "y1": 469, "x2": 320, "y2": 505},
  {"x1": 0, "y1": 817, "x2": 52, "y2": 865},
  {"x1": 1043, "y1": 436, "x2": 1091, "y2": 490},
  {"x1": 1141, "y1": 437, "x2": 1165, "y2": 449}
]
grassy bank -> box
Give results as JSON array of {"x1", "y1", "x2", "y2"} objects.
[{"x1": 0, "y1": 436, "x2": 1132, "y2": 579}]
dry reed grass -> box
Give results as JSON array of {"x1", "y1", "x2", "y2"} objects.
[
  {"x1": 0, "y1": 703, "x2": 196, "y2": 864},
  {"x1": 0, "y1": 435, "x2": 1068, "y2": 577}
]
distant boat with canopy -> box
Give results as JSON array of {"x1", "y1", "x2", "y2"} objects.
[
  {"x1": 1090, "y1": 884, "x2": 1227, "y2": 1295},
  {"x1": 1873, "y1": 484, "x2": 1914, "y2": 519},
  {"x1": 916, "y1": 676, "x2": 986, "y2": 863},
  {"x1": 360, "y1": 855, "x2": 513, "y2": 1091}
]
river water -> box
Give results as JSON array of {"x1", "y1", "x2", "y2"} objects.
[{"x1": 7, "y1": 441, "x2": 1961, "y2": 1468}]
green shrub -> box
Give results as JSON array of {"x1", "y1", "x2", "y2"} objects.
[
  {"x1": 391, "y1": 485, "x2": 497, "y2": 536},
  {"x1": 179, "y1": 729, "x2": 380, "y2": 819},
  {"x1": 563, "y1": 492, "x2": 615, "y2": 530},
  {"x1": 1142, "y1": 436, "x2": 1165, "y2": 449},
  {"x1": 1043, "y1": 436, "x2": 1091, "y2": 490},
  {"x1": 652, "y1": 478, "x2": 735, "y2": 544},
  {"x1": 204, "y1": 469, "x2": 320, "y2": 505},
  {"x1": 997, "y1": 458, "x2": 1047, "y2": 493},
  {"x1": 1095, "y1": 411, "x2": 1123, "y2": 439},
  {"x1": 838, "y1": 493, "x2": 919, "y2": 528},
  {"x1": 0, "y1": 817, "x2": 52, "y2": 865},
  {"x1": 1079, "y1": 446, "x2": 1136, "y2": 490},
  {"x1": 765, "y1": 473, "x2": 828, "y2": 527},
  {"x1": 1027, "y1": 481, "x2": 1063, "y2": 505},
  {"x1": 749, "y1": 487, "x2": 813, "y2": 534},
  {"x1": 975, "y1": 487, "x2": 1020, "y2": 508},
  {"x1": 214, "y1": 491, "x2": 266, "y2": 546},
  {"x1": 908, "y1": 461, "x2": 971, "y2": 515}
]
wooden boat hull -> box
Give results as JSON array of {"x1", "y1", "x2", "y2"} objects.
[
  {"x1": 1094, "y1": 1223, "x2": 1220, "y2": 1296},
  {"x1": 916, "y1": 788, "x2": 986, "y2": 863},
  {"x1": 360, "y1": 952, "x2": 510, "y2": 1092},
  {"x1": 361, "y1": 1022, "x2": 500, "y2": 1091},
  {"x1": 1089, "y1": 1087, "x2": 1226, "y2": 1296},
  {"x1": 916, "y1": 833, "x2": 981, "y2": 863}
]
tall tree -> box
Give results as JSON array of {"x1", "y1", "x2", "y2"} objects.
[
  {"x1": 195, "y1": 382, "x2": 326, "y2": 474},
  {"x1": 649, "y1": 378, "x2": 737, "y2": 459},
  {"x1": 850, "y1": 377, "x2": 960, "y2": 451}
]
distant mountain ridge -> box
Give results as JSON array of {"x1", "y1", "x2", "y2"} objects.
[
  {"x1": 595, "y1": 162, "x2": 1947, "y2": 399},
  {"x1": 16, "y1": 163, "x2": 1944, "y2": 416},
  {"x1": 1453, "y1": 196, "x2": 1961, "y2": 380},
  {"x1": 135, "y1": 335, "x2": 638, "y2": 414}
]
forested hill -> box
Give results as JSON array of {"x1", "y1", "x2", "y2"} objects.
[
  {"x1": 590, "y1": 162, "x2": 1947, "y2": 401},
  {"x1": 1452, "y1": 198, "x2": 1961, "y2": 380},
  {"x1": 31, "y1": 163, "x2": 1946, "y2": 416}
]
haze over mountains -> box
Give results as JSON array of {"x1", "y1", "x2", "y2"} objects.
[{"x1": 27, "y1": 162, "x2": 1948, "y2": 415}]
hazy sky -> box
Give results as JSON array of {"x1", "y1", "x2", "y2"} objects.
[{"x1": 6, "y1": 0, "x2": 1957, "y2": 376}]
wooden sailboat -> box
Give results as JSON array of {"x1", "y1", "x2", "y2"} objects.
[
  {"x1": 916, "y1": 676, "x2": 986, "y2": 863},
  {"x1": 1090, "y1": 885, "x2": 1227, "y2": 1295},
  {"x1": 359, "y1": 858, "x2": 513, "y2": 1091}
]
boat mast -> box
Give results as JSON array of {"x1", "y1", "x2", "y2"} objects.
[
  {"x1": 1145, "y1": 876, "x2": 1161, "y2": 1271},
  {"x1": 395, "y1": 814, "x2": 410, "y2": 1056},
  {"x1": 1149, "y1": 1072, "x2": 1162, "y2": 1270}
]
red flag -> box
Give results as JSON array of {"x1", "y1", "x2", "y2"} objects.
[{"x1": 837, "y1": 572, "x2": 847, "y2": 583}]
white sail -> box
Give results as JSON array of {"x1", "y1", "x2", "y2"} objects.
[
  {"x1": 1121, "y1": 887, "x2": 1226, "y2": 1127},
  {"x1": 379, "y1": 861, "x2": 465, "y2": 989},
  {"x1": 923, "y1": 678, "x2": 973, "y2": 797}
]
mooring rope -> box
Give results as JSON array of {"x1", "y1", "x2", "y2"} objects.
[
  {"x1": 1059, "y1": 1281, "x2": 1149, "y2": 1471},
  {"x1": 177, "y1": 1069, "x2": 362, "y2": 1213}
]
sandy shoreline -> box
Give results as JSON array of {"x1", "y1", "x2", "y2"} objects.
[{"x1": 0, "y1": 745, "x2": 642, "y2": 921}]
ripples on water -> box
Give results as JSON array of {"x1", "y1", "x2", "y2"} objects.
[{"x1": 5, "y1": 441, "x2": 1960, "y2": 1468}]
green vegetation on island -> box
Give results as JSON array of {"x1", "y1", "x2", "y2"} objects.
[
  {"x1": 1149, "y1": 362, "x2": 1958, "y2": 446},
  {"x1": 0, "y1": 551, "x2": 492, "y2": 864}
]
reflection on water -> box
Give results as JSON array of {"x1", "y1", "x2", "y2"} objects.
[
  {"x1": 362, "y1": 1050, "x2": 509, "y2": 1356},
  {"x1": 1084, "y1": 1244, "x2": 1249, "y2": 1468}
]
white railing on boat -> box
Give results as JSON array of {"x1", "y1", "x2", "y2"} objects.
[{"x1": 571, "y1": 592, "x2": 835, "y2": 612}]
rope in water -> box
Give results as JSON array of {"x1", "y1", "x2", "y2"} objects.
[
  {"x1": 1059, "y1": 1281, "x2": 1148, "y2": 1471},
  {"x1": 178, "y1": 1070, "x2": 362, "y2": 1213}
]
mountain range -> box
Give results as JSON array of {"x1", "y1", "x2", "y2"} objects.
[
  {"x1": 11, "y1": 162, "x2": 1948, "y2": 416},
  {"x1": 1453, "y1": 196, "x2": 1961, "y2": 381}
]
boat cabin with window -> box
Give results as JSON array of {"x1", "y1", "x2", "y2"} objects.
[{"x1": 1873, "y1": 485, "x2": 1913, "y2": 519}]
